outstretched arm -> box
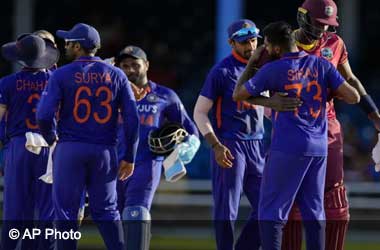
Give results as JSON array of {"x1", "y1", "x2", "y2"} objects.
[{"x1": 338, "y1": 61, "x2": 380, "y2": 130}]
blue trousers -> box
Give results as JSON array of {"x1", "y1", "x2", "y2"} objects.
[
  {"x1": 211, "y1": 139, "x2": 265, "y2": 250},
  {"x1": 117, "y1": 158, "x2": 162, "y2": 211},
  {"x1": 53, "y1": 141, "x2": 123, "y2": 250},
  {"x1": 1, "y1": 136, "x2": 54, "y2": 250},
  {"x1": 259, "y1": 150, "x2": 326, "y2": 250}
]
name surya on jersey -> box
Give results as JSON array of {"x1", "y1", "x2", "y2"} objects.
[{"x1": 74, "y1": 72, "x2": 112, "y2": 84}]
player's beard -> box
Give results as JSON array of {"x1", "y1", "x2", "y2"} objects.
[
  {"x1": 243, "y1": 50, "x2": 254, "y2": 60},
  {"x1": 128, "y1": 74, "x2": 146, "y2": 87}
]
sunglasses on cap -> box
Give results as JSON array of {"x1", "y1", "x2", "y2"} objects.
[{"x1": 231, "y1": 27, "x2": 260, "y2": 39}]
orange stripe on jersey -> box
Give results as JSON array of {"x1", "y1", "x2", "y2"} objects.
[
  {"x1": 274, "y1": 111, "x2": 279, "y2": 121},
  {"x1": 232, "y1": 50, "x2": 248, "y2": 64},
  {"x1": 145, "y1": 85, "x2": 152, "y2": 93},
  {"x1": 216, "y1": 96, "x2": 222, "y2": 128}
]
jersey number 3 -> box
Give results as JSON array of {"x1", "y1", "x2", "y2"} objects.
[
  {"x1": 284, "y1": 80, "x2": 322, "y2": 118},
  {"x1": 73, "y1": 86, "x2": 112, "y2": 124}
]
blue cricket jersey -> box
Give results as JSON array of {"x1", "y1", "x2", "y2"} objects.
[
  {"x1": 0, "y1": 69, "x2": 51, "y2": 138},
  {"x1": 244, "y1": 51, "x2": 345, "y2": 156},
  {"x1": 37, "y1": 56, "x2": 139, "y2": 162},
  {"x1": 200, "y1": 52, "x2": 265, "y2": 140},
  {"x1": 118, "y1": 80, "x2": 198, "y2": 161}
]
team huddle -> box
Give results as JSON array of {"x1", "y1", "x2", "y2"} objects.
[{"x1": 0, "y1": 0, "x2": 378, "y2": 250}]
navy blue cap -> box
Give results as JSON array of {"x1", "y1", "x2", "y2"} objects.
[
  {"x1": 1, "y1": 34, "x2": 59, "y2": 69},
  {"x1": 119, "y1": 46, "x2": 147, "y2": 60},
  {"x1": 228, "y1": 19, "x2": 262, "y2": 42},
  {"x1": 56, "y1": 23, "x2": 101, "y2": 49},
  {"x1": 115, "y1": 45, "x2": 147, "y2": 64}
]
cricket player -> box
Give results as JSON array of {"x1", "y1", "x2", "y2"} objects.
[
  {"x1": 36, "y1": 23, "x2": 139, "y2": 250},
  {"x1": 193, "y1": 19, "x2": 266, "y2": 250},
  {"x1": 0, "y1": 34, "x2": 59, "y2": 250},
  {"x1": 279, "y1": 1, "x2": 380, "y2": 249},
  {"x1": 233, "y1": 21, "x2": 360, "y2": 250},
  {"x1": 115, "y1": 45, "x2": 199, "y2": 250}
]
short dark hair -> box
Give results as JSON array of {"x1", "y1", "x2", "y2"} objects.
[
  {"x1": 82, "y1": 46, "x2": 99, "y2": 55},
  {"x1": 263, "y1": 21, "x2": 295, "y2": 50}
]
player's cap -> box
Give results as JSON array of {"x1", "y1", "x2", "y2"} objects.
[
  {"x1": 1, "y1": 34, "x2": 59, "y2": 69},
  {"x1": 228, "y1": 19, "x2": 261, "y2": 43},
  {"x1": 118, "y1": 46, "x2": 147, "y2": 60},
  {"x1": 302, "y1": 0, "x2": 339, "y2": 27},
  {"x1": 115, "y1": 46, "x2": 147, "y2": 64},
  {"x1": 56, "y1": 23, "x2": 101, "y2": 49}
]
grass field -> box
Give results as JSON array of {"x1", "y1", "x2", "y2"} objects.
[{"x1": 78, "y1": 228, "x2": 380, "y2": 250}]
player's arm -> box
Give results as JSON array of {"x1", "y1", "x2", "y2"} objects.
[
  {"x1": 338, "y1": 61, "x2": 380, "y2": 130},
  {"x1": 0, "y1": 104, "x2": 6, "y2": 122},
  {"x1": 326, "y1": 60, "x2": 360, "y2": 104},
  {"x1": 36, "y1": 73, "x2": 61, "y2": 145},
  {"x1": 193, "y1": 95, "x2": 234, "y2": 168},
  {"x1": 164, "y1": 91, "x2": 200, "y2": 164},
  {"x1": 233, "y1": 46, "x2": 263, "y2": 101},
  {"x1": 333, "y1": 81, "x2": 360, "y2": 104},
  {"x1": 234, "y1": 46, "x2": 302, "y2": 110},
  {"x1": 165, "y1": 90, "x2": 199, "y2": 137},
  {"x1": 118, "y1": 75, "x2": 140, "y2": 181}
]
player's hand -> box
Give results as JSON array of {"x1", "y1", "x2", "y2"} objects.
[
  {"x1": 269, "y1": 92, "x2": 303, "y2": 112},
  {"x1": 368, "y1": 112, "x2": 380, "y2": 132},
  {"x1": 213, "y1": 143, "x2": 234, "y2": 168},
  {"x1": 247, "y1": 44, "x2": 266, "y2": 68},
  {"x1": 130, "y1": 82, "x2": 147, "y2": 101},
  {"x1": 118, "y1": 160, "x2": 134, "y2": 181}
]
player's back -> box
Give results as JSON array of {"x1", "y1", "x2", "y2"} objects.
[
  {"x1": 52, "y1": 57, "x2": 127, "y2": 145},
  {"x1": 0, "y1": 69, "x2": 50, "y2": 137},
  {"x1": 257, "y1": 51, "x2": 344, "y2": 156}
]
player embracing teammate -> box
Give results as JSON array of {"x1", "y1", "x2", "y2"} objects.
[{"x1": 234, "y1": 21, "x2": 359, "y2": 250}]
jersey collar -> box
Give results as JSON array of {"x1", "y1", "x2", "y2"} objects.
[
  {"x1": 231, "y1": 50, "x2": 248, "y2": 64},
  {"x1": 75, "y1": 56, "x2": 102, "y2": 62},
  {"x1": 281, "y1": 51, "x2": 308, "y2": 60}
]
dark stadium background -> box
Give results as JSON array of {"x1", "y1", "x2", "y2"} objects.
[{"x1": 0, "y1": 0, "x2": 379, "y2": 249}]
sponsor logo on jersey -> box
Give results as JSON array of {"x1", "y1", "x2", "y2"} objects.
[
  {"x1": 147, "y1": 93, "x2": 158, "y2": 102},
  {"x1": 137, "y1": 104, "x2": 158, "y2": 114},
  {"x1": 321, "y1": 47, "x2": 333, "y2": 60}
]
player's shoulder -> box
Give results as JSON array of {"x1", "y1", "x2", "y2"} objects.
[
  {"x1": 0, "y1": 72, "x2": 18, "y2": 87},
  {"x1": 323, "y1": 32, "x2": 345, "y2": 45},
  {"x1": 151, "y1": 81, "x2": 176, "y2": 96},
  {"x1": 52, "y1": 63, "x2": 76, "y2": 76},
  {"x1": 208, "y1": 57, "x2": 231, "y2": 78}
]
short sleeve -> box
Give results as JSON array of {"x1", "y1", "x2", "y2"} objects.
[
  {"x1": 244, "y1": 66, "x2": 271, "y2": 97},
  {"x1": 200, "y1": 68, "x2": 225, "y2": 101}
]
